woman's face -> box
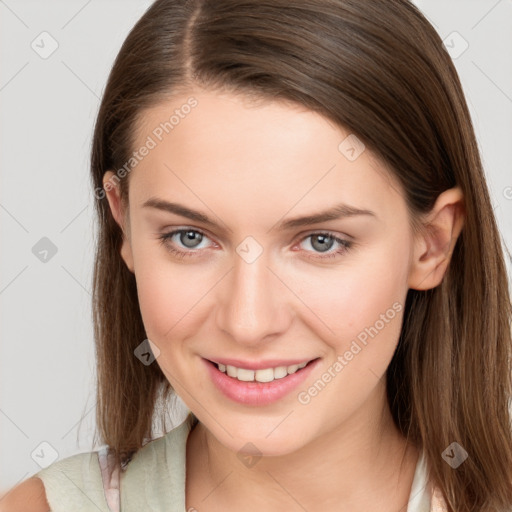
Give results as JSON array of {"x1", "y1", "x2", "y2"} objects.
[{"x1": 106, "y1": 89, "x2": 417, "y2": 455}]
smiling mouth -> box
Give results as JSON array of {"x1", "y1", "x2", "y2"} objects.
[{"x1": 208, "y1": 358, "x2": 319, "y2": 383}]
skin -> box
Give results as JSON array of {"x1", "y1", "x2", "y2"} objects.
[
  {"x1": 99, "y1": 88, "x2": 464, "y2": 512},
  {"x1": 0, "y1": 478, "x2": 49, "y2": 511}
]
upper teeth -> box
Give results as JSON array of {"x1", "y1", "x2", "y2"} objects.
[{"x1": 217, "y1": 362, "x2": 308, "y2": 382}]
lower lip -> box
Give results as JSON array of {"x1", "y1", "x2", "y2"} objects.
[{"x1": 203, "y1": 358, "x2": 320, "y2": 406}]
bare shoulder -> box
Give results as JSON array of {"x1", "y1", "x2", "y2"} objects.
[{"x1": 0, "y1": 477, "x2": 50, "y2": 512}]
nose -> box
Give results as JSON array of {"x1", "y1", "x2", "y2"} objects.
[{"x1": 215, "y1": 247, "x2": 292, "y2": 347}]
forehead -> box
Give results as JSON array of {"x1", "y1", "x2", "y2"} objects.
[
  {"x1": 128, "y1": 89, "x2": 404, "y2": 220},
  {"x1": 134, "y1": 89, "x2": 343, "y2": 157}
]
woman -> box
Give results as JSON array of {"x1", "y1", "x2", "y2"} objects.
[{"x1": 4, "y1": 0, "x2": 511, "y2": 510}]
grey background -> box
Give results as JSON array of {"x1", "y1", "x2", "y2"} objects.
[{"x1": 1, "y1": 0, "x2": 511, "y2": 492}]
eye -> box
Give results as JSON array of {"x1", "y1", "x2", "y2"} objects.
[
  {"x1": 158, "y1": 228, "x2": 353, "y2": 261},
  {"x1": 158, "y1": 228, "x2": 213, "y2": 259},
  {"x1": 298, "y1": 232, "x2": 353, "y2": 259}
]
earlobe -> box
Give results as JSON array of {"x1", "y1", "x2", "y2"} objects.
[
  {"x1": 102, "y1": 171, "x2": 135, "y2": 273},
  {"x1": 408, "y1": 187, "x2": 465, "y2": 291},
  {"x1": 119, "y1": 239, "x2": 135, "y2": 273}
]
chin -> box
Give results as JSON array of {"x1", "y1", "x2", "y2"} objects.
[{"x1": 207, "y1": 419, "x2": 313, "y2": 459}]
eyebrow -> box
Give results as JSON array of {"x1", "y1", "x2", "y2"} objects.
[{"x1": 141, "y1": 197, "x2": 376, "y2": 231}]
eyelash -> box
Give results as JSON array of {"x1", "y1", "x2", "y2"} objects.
[{"x1": 157, "y1": 228, "x2": 353, "y2": 261}]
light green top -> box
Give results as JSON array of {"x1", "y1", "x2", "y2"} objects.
[
  {"x1": 36, "y1": 412, "x2": 198, "y2": 511},
  {"x1": 35, "y1": 412, "x2": 443, "y2": 511}
]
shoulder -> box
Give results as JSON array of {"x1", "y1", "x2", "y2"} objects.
[
  {"x1": 30, "y1": 450, "x2": 112, "y2": 512},
  {"x1": 120, "y1": 413, "x2": 198, "y2": 510},
  {"x1": 1, "y1": 413, "x2": 198, "y2": 512},
  {"x1": 0, "y1": 477, "x2": 50, "y2": 512}
]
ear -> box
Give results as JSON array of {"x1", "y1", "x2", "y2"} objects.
[
  {"x1": 102, "y1": 171, "x2": 135, "y2": 273},
  {"x1": 408, "y1": 186, "x2": 465, "y2": 290}
]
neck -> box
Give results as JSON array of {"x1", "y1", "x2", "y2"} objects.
[{"x1": 186, "y1": 383, "x2": 419, "y2": 512}]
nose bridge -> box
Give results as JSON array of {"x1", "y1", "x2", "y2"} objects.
[{"x1": 216, "y1": 242, "x2": 289, "y2": 344}]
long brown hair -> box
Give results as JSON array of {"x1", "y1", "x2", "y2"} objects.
[{"x1": 89, "y1": 1, "x2": 512, "y2": 509}]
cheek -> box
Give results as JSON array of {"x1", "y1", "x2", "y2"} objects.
[
  {"x1": 131, "y1": 248, "x2": 211, "y2": 344},
  {"x1": 290, "y1": 250, "x2": 408, "y2": 415},
  {"x1": 289, "y1": 239, "x2": 410, "y2": 356}
]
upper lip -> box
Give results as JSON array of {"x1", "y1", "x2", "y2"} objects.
[{"x1": 206, "y1": 357, "x2": 318, "y2": 370}]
